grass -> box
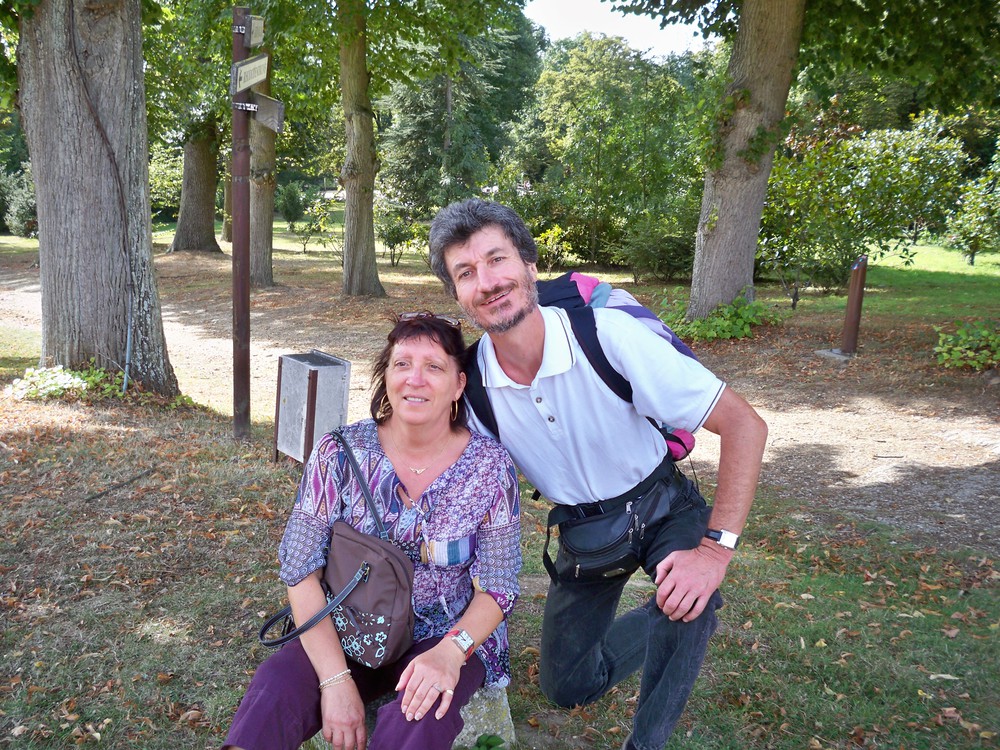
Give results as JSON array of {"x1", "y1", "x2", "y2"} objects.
[{"x1": 1, "y1": 235, "x2": 998, "y2": 749}]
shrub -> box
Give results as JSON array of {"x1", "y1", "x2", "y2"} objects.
[
  {"x1": 535, "y1": 225, "x2": 571, "y2": 272},
  {"x1": 148, "y1": 144, "x2": 183, "y2": 219},
  {"x1": 659, "y1": 290, "x2": 781, "y2": 342},
  {"x1": 5, "y1": 362, "x2": 195, "y2": 408},
  {"x1": 945, "y1": 141, "x2": 1000, "y2": 266},
  {"x1": 276, "y1": 182, "x2": 306, "y2": 231},
  {"x1": 5, "y1": 162, "x2": 36, "y2": 238},
  {"x1": 933, "y1": 319, "x2": 1000, "y2": 371},
  {"x1": 374, "y1": 201, "x2": 415, "y2": 267},
  {"x1": 612, "y1": 213, "x2": 694, "y2": 284},
  {"x1": 5, "y1": 366, "x2": 89, "y2": 400}
]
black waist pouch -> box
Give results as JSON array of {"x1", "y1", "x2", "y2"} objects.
[{"x1": 544, "y1": 459, "x2": 681, "y2": 582}]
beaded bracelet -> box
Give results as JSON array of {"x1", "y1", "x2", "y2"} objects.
[{"x1": 318, "y1": 669, "x2": 352, "y2": 690}]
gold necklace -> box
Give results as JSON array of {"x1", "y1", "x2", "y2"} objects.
[{"x1": 385, "y1": 424, "x2": 449, "y2": 475}]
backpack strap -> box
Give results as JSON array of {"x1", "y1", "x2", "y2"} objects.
[
  {"x1": 563, "y1": 306, "x2": 633, "y2": 403},
  {"x1": 462, "y1": 338, "x2": 500, "y2": 439}
]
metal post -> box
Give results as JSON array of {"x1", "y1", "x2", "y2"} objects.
[
  {"x1": 232, "y1": 6, "x2": 251, "y2": 441},
  {"x1": 838, "y1": 255, "x2": 868, "y2": 356}
]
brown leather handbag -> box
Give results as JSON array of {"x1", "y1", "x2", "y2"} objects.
[{"x1": 259, "y1": 430, "x2": 415, "y2": 669}]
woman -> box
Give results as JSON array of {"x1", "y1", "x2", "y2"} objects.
[{"x1": 224, "y1": 312, "x2": 521, "y2": 750}]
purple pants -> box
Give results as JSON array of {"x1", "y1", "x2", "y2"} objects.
[{"x1": 223, "y1": 636, "x2": 486, "y2": 750}]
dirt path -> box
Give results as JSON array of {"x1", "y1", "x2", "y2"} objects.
[{"x1": 2, "y1": 249, "x2": 998, "y2": 557}]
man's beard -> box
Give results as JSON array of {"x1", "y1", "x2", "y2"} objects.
[{"x1": 465, "y1": 275, "x2": 539, "y2": 335}]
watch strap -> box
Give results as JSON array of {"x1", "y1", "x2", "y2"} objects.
[{"x1": 705, "y1": 528, "x2": 740, "y2": 550}]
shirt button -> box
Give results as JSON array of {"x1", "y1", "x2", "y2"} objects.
[
  {"x1": 547, "y1": 416, "x2": 555, "y2": 422},
  {"x1": 535, "y1": 397, "x2": 543, "y2": 403}
]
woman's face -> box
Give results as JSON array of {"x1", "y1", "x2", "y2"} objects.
[{"x1": 384, "y1": 335, "x2": 466, "y2": 428}]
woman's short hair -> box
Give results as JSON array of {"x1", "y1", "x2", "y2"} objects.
[
  {"x1": 429, "y1": 199, "x2": 538, "y2": 298},
  {"x1": 370, "y1": 312, "x2": 468, "y2": 428}
]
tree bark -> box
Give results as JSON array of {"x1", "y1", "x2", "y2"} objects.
[
  {"x1": 250, "y1": 76, "x2": 275, "y2": 287},
  {"x1": 687, "y1": 0, "x2": 804, "y2": 320},
  {"x1": 221, "y1": 154, "x2": 232, "y2": 242},
  {"x1": 170, "y1": 122, "x2": 222, "y2": 253},
  {"x1": 18, "y1": 0, "x2": 178, "y2": 396},
  {"x1": 338, "y1": 0, "x2": 385, "y2": 297}
]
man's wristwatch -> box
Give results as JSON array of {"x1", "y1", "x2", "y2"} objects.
[
  {"x1": 447, "y1": 628, "x2": 475, "y2": 660},
  {"x1": 705, "y1": 528, "x2": 740, "y2": 550}
]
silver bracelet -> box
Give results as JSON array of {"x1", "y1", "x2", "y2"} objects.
[{"x1": 318, "y1": 669, "x2": 352, "y2": 690}]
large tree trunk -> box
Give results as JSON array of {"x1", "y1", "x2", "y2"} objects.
[
  {"x1": 170, "y1": 123, "x2": 221, "y2": 253},
  {"x1": 338, "y1": 0, "x2": 385, "y2": 297},
  {"x1": 18, "y1": 0, "x2": 178, "y2": 397},
  {"x1": 687, "y1": 0, "x2": 804, "y2": 320},
  {"x1": 250, "y1": 76, "x2": 275, "y2": 287}
]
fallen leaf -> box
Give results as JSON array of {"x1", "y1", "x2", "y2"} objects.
[{"x1": 928, "y1": 673, "x2": 960, "y2": 681}]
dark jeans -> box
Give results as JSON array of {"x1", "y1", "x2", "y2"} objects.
[
  {"x1": 223, "y1": 636, "x2": 486, "y2": 750},
  {"x1": 539, "y1": 473, "x2": 722, "y2": 750}
]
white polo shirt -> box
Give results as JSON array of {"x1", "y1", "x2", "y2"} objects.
[{"x1": 468, "y1": 306, "x2": 725, "y2": 505}]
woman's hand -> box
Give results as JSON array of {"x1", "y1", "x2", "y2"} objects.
[
  {"x1": 395, "y1": 640, "x2": 465, "y2": 722},
  {"x1": 320, "y1": 680, "x2": 367, "y2": 750}
]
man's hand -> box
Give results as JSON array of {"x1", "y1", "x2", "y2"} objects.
[{"x1": 654, "y1": 540, "x2": 733, "y2": 622}]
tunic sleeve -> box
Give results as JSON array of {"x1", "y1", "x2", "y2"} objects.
[
  {"x1": 470, "y1": 441, "x2": 522, "y2": 617},
  {"x1": 277, "y1": 433, "x2": 344, "y2": 587}
]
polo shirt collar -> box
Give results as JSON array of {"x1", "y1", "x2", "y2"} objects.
[{"x1": 476, "y1": 306, "x2": 576, "y2": 389}]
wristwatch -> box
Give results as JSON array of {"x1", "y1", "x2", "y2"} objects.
[
  {"x1": 447, "y1": 628, "x2": 475, "y2": 660},
  {"x1": 705, "y1": 528, "x2": 740, "y2": 550}
]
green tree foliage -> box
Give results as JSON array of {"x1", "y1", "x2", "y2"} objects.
[
  {"x1": 501, "y1": 35, "x2": 717, "y2": 269},
  {"x1": 148, "y1": 143, "x2": 183, "y2": 220},
  {"x1": 760, "y1": 113, "x2": 967, "y2": 299},
  {"x1": 607, "y1": 0, "x2": 1000, "y2": 318},
  {"x1": 275, "y1": 182, "x2": 306, "y2": 231},
  {"x1": 374, "y1": 197, "x2": 416, "y2": 267},
  {"x1": 4, "y1": 161, "x2": 36, "y2": 238},
  {"x1": 946, "y1": 143, "x2": 1000, "y2": 265},
  {"x1": 377, "y1": 11, "x2": 542, "y2": 216}
]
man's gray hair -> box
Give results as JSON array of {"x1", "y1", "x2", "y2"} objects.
[{"x1": 429, "y1": 199, "x2": 538, "y2": 298}]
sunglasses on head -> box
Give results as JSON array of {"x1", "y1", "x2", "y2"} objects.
[{"x1": 398, "y1": 311, "x2": 462, "y2": 329}]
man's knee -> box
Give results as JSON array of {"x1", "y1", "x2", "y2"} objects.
[{"x1": 538, "y1": 665, "x2": 601, "y2": 708}]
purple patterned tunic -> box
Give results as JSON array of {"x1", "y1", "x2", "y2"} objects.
[{"x1": 278, "y1": 419, "x2": 521, "y2": 687}]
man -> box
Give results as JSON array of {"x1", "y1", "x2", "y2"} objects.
[{"x1": 429, "y1": 199, "x2": 767, "y2": 750}]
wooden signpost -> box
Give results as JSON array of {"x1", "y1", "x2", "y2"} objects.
[{"x1": 230, "y1": 6, "x2": 285, "y2": 441}]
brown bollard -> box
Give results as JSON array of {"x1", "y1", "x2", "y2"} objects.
[{"x1": 838, "y1": 255, "x2": 868, "y2": 356}]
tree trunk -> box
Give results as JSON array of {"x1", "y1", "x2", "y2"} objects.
[
  {"x1": 18, "y1": 0, "x2": 179, "y2": 397},
  {"x1": 687, "y1": 0, "x2": 805, "y2": 320},
  {"x1": 250, "y1": 76, "x2": 275, "y2": 288},
  {"x1": 222, "y1": 154, "x2": 232, "y2": 242},
  {"x1": 338, "y1": 0, "x2": 385, "y2": 297},
  {"x1": 170, "y1": 123, "x2": 221, "y2": 253}
]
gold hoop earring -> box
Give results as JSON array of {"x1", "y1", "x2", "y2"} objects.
[
  {"x1": 379, "y1": 395, "x2": 392, "y2": 419},
  {"x1": 451, "y1": 400, "x2": 459, "y2": 422}
]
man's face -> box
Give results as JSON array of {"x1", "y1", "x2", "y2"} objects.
[{"x1": 444, "y1": 225, "x2": 538, "y2": 335}]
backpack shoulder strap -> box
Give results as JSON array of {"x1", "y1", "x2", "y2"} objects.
[
  {"x1": 462, "y1": 338, "x2": 500, "y2": 439},
  {"x1": 563, "y1": 306, "x2": 633, "y2": 404}
]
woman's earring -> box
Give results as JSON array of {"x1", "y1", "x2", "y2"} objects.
[
  {"x1": 451, "y1": 400, "x2": 459, "y2": 422},
  {"x1": 379, "y1": 395, "x2": 392, "y2": 419}
]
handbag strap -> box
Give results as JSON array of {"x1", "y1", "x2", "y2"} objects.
[
  {"x1": 258, "y1": 429, "x2": 388, "y2": 649},
  {"x1": 258, "y1": 561, "x2": 370, "y2": 647},
  {"x1": 332, "y1": 429, "x2": 389, "y2": 541}
]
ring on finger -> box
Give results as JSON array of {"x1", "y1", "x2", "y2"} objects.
[
  {"x1": 432, "y1": 684, "x2": 442, "y2": 692},
  {"x1": 445, "y1": 688, "x2": 454, "y2": 696}
]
